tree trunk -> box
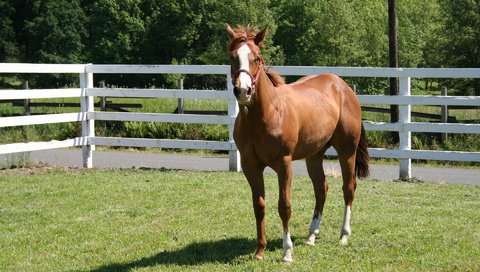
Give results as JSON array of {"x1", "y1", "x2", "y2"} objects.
[{"x1": 388, "y1": 0, "x2": 399, "y2": 143}]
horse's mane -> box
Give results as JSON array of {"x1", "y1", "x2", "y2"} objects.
[
  {"x1": 228, "y1": 25, "x2": 260, "y2": 52},
  {"x1": 228, "y1": 25, "x2": 285, "y2": 87},
  {"x1": 266, "y1": 69, "x2": 285, "y2": 87}
]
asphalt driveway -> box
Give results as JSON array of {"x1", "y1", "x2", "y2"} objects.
[{"x1": 1, "y1": 149, "x2": 478, "y2": 185}]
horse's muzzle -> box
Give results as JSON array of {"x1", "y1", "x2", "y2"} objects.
[
  {"x1": 233, "y1": 86, "x2": 242, "y2": 97},
  {"x1": 233, "y1": 86, "x2": 253, "y2": 104}
]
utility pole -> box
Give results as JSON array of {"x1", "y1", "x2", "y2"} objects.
[{"x1": 388, "y1": 0, "x2": 399, "y2": 143}]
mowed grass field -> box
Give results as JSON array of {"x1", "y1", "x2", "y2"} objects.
[{"x1": 0, "y1": 168, "x2": 479, "y2": 271}]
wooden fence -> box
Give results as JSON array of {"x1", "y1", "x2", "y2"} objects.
[{"x1": 1, "y1": 63, "x2": 479, "y2": 179}]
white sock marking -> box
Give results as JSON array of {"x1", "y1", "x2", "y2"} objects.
[
  {"x1": 340, "y1": 205, "x2": 352, "y2": 245},
  {"x1": 282, "y1": 231, "x2": 293, "y2": 262},
  {"x1": 306, "y1": 214, "x2": 322, "y2": 245},
  {"x1": 309, "y1": 215, "x2": 321, "y2": 235}
]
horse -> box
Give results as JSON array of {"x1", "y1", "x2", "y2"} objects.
[{"x1": 226, "y1": 24, "x2": 370, "y2": 262}]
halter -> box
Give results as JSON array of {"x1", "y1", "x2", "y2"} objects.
[{"x1": 231, "y1": 56, "x2": 264, "y2": 95}]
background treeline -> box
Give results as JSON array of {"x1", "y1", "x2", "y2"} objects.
[{"x1": 0, "y1": 0, "x2": 479, "y2": 94}]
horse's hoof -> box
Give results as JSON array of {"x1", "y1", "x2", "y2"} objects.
[
  {"x1": 305, "y1": 236, "x2": 316, "y2": 246},
  {"x1": 339, "y1": 235, "x2": 349, "y2": 245},
  {"x1": 282, "y1": 249, "x2": 293, "y2": 263},
  {"x1": 253, "y1": 255, "x2": 263, "y2": 260}
]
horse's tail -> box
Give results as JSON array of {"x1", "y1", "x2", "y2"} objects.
[{"x1": 355, "y1": 123, "x2": 370, "y2": 178}]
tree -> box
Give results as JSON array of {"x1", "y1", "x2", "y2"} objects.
[
  {"x1": 0, "y1": 0, "x2": 19, "y2": 63},
  {"x1": 138, "y1": 0, "x2": 280, "y2": 88},
  {"x1": 274, "y1": 0, "x2": 361, "y2": 66},
  {"x1": 0, "y1": 0, "x2": 20, "y2": 87},
  {"x1": 24, "y1": 0, "x2": 86, "y2": 64},
  {"x1": 388, "y1": 0, "x2": 399, "y2": 142},
  {"x1": 437, "y1": 0, "x2": 479, "y2": 68},
  {"x1": 436, "y1": 0, "x2": 480, "y2": 94},
  {"x1": 140, "y1": 0, "x2": 280, "y2": 65},
  {"x1": 397, "y1": 0, "x2": 442, "y2": 68},
  {"x1": 89, "y1": 0, "x2": 145, "y2": 64},
  {"x1": 273, "y1": 0, "x2": 389, "y2": 93},
  {"x1": 196, "y1": 0, "x2": 281, "y2": 65},
  {"x1": 140, "y1": 0, "x2": 200, "y2": 65},
  {"x1": 1, "y1": 0, "x2": 476, "y2": 91},
  {"x1": 6, "y1": 0, "x2": 87, "y2": 87},
  {"x1": 86, "y1": 0, "x2": 147, "y2": 87}
]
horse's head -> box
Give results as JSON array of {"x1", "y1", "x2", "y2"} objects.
[{"x1": 226, "y1": 24, "x2": 268, "y2": 106}]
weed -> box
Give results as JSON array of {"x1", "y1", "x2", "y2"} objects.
[{"x1": 1, "y1": 152, "x2": 31, "y2": 169}]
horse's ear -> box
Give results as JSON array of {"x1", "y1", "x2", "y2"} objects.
[
  {"x1": 226, "y1": 23, "x2": 236, "y2": 40},
  {"x1": 254, "y1": 25, "x2": 268, "y2": 46}
]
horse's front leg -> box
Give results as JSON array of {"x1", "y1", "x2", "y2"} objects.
[
  {"x1": 305, "y1": 154, "x2": 328, "y2": 246},
  {"x1": 242, "y1": 163, "x2": 267, "y2": 260},
  {"x1": 276, "y1": 156, "x2": 294, "y2": 262}
]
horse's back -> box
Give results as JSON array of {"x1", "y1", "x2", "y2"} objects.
[
  {"x1": 286, "y1": 73, "x2": 358, "y2": 113},
  {"x1": 289, "y1": 74, "x2": 351, "y2": 93},
  {"x1": 284, "y1": 73, "x2": 362, "y2": 159},
  {"x1": 289, "y1": 73, "x2": 360, "y2": 113}
]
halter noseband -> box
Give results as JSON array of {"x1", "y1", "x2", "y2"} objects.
[{"x1": 231, "y1": 57, "x2": 264, "y2": 94}]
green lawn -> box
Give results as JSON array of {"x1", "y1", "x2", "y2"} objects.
[{"x1": 0, "y1": 168, "x2": 479, "y2": 271}]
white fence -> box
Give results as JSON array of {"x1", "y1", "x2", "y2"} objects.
[{"x1": 1, "y1": 63, "x2": 479, "y2": 179}]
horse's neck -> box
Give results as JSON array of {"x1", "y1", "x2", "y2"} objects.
[
  {"x1": 242, "y1": 71, "x2": 283, "y2": 122},
  {"x1": 257, "y1": 73, "x2": 277, "y2": 106}
]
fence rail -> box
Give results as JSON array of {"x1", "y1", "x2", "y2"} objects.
[{"x1": 1, "y1": 63, "x2": 479, "y2": 179}]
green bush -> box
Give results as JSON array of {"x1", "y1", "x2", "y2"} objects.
[{"x1": 120, "y1": 122, "x2": 228, "y2": 142}]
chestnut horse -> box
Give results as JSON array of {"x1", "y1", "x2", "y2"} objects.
[{"x1": 226, "y1": 24, "x2": 369, "y2": 262}]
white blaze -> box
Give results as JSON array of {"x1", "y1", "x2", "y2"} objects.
[{"x1": 236, "y1": 44, "x2": 252, "y2": 90}]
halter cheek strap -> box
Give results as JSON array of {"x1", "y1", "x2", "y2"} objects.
[
  {"x1": 231, "y1": 58, "x2": 264, "y2": 92},
  {"x1": 232, "y1": 69, "x2": 254, "y2": 84}
]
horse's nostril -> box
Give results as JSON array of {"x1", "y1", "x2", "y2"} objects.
[
  {"x1": 247, "y1": 87, "x2": 252, "y2": 96},
  {"x1": 233, "y1": 86, "x2": 241, "y2": 97}
]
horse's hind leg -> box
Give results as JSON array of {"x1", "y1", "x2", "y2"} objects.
[
  {"x1": 337, "y1": 149, "x2": 357, "y2": 245},
  {"x1": 274, "y1": 156, "x2": 294, "y2": 262},
  {"x1": 305, "y1": 153, "x2": 329, "y2": 246}
]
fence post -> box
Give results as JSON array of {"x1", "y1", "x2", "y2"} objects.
[
  {"x1": 80, "y1": 64, "x2": 95, "y2": 168},
  {"x1": 23, "y1": 81, "x2": 30, "y2": 115},
  {"x1": 441, "y1": 86, "x2": 448, "y2": 142},
  {"x1": 99, "y1": 80, "x2": 107, "y2": 111},
  {"x1": 398, "y1": 77, "x2": 411, "y2": 179},
  {"x1": 98, "y1": 80, "x2": 107, "y2": 132},
  {"x1": 227, "y1": 73, "x2": 240, "y2": 171},
  {"x1": 177, "y1": 79, "x2": 184, "y2": 114}
]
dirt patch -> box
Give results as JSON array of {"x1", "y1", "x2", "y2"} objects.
[{"x1": 0, "y1": 164, "x2": 80, "y2": 176}]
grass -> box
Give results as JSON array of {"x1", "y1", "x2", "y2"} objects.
[{"x1": 0, "y1": 168, "x2": 479, "y2": 271}]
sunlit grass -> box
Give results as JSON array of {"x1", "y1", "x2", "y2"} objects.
[{"x1": 0, "y1": 168, "x2": 479, "y2": 271}]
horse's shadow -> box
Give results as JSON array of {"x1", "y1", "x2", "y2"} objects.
[{"x1": 89, "y1": 237, "x2": 284, "y2": 271}]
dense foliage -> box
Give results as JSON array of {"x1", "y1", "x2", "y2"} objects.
[{"x1": 0, "y1": 0, "x2": 478, "y2": 93}]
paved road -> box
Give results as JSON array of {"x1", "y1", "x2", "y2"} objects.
[{"x1": 1, "y1": 149, "x2": 479, "y2": 185}]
